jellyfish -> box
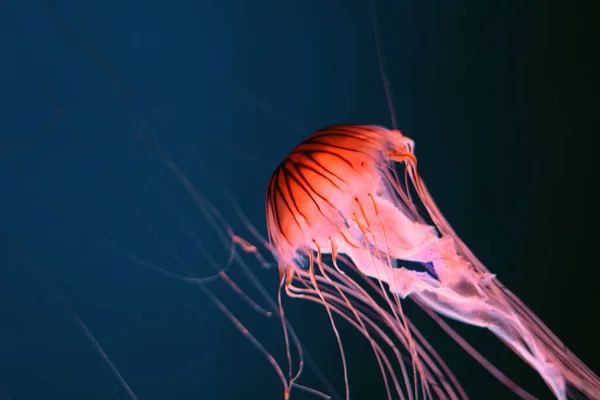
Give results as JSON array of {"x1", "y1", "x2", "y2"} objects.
[{"x1": 264, "y1": 124, "x2": 600, "y2": 400}]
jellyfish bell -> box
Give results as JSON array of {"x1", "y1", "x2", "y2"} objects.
[
  {"x1": 266, "y1": 125, "x2": 417, "y2": 268},
  {"x1": 265, "y1": 124, "x2": 600, "y2": 399}
]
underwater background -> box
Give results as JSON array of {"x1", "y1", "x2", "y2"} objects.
[{"x1": 1, "y1": 0, "x2": 598, "y2": 399}]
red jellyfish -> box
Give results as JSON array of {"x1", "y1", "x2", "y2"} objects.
[{"x1": 265, "y1": 125, "x2": 600, "y2": 400}]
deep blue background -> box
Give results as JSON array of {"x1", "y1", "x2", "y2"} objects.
[{"x1": 1, "y1": 1, "x2": 598, "y2": 399}]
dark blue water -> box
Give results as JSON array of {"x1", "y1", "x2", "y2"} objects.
[{"x1": 1, "y1": 1, "x2": 598, "y2": 399}]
